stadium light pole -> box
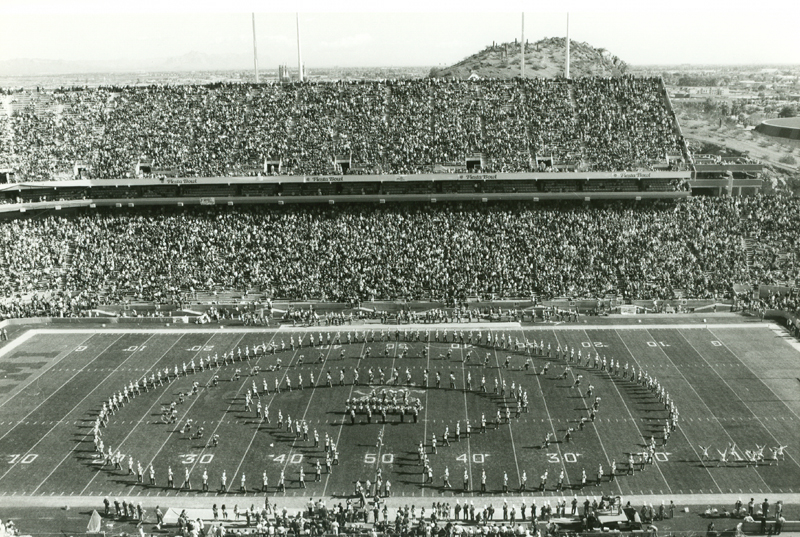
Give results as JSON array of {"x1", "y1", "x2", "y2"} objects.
[
  {"x1": 296, "y1": 13, "x2": 304, "y2": 82},
  {"x1": 565, "y1": 13, "x2": 570, "y2": 79},
  {"x1": 252, "y1": 13, "x2": 259, "y2": 84},
  {"x1": 521, "y1": 13, "x2": 525, "y2": 78}
]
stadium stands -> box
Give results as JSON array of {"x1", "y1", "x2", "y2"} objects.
[
  {"x1": 3, "y1": 195, "x2": 799, "y2": 318},
  {"x1": 0, "y1": 77, "x2": 685, "y2": 182},
  {"x1": 0, "y1": 76, "x2": 786, "y2": 321}
]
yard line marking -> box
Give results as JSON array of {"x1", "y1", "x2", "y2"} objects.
[
  {"x1": 456, "y1": 334, "x2": 474, "y2": 495},
  {"x1": 492, "y1": 332, "x2": 522, "y2": 490},
  {"x1": 0, "y1": 334, "x2": 149, "y2": 488},
  {"x1": 274, "y1": 330, "x2": 332, "y2": 496},
  {"x1": 551, "y1": 330, "x2": 624, "y2": 495},
  {"x1": 161, "y1": 333, "x2": 257, "y2": 495},
  {"x1": 0, "y1": 334, "x2": 125, "y2": 445},
  {"x1": 642, "y1": 329, "x2": 771, "y2": 492},
  {"x1": 321, "y1": 336, "x2": 369, "y2": 498},
  {"x1": 31, "y1": 334, "x2": 184, "y2": 495},
  {"x1": 372, "y1": 331, "x2": 402, "y2": 493},
  {"x1": 420, "y1": 337, "x2": 433, "y2": 494},
  {"x1": 80, "y1": 333, "x2": 220, "y2": 496},
  {"x1": 607, "y1": 330, "x2": 684, "y2": 494},
  {"x1": 678, "y1": 330, "x2": 800, "y2": 474},
  {"x1": 523, "y1": 330, "x2": 573, "y2": 491}
]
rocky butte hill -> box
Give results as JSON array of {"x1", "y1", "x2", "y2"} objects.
[{"x1": 429, "y1": 37, "x2": 628, "y2": 79}]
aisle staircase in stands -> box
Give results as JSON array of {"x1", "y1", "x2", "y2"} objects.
[
  {"x1": 517, "y1": 84, "x2": 536, "y2": 166},
  {"x1": 9, "y1": 92, "x2": 32, "y2": 115},
  {"x1": 742, "y1": 236, "x2": 755, "y2": 268},
  {"x1": 34, "y1": 93, "x2": 55, "y2": 116},
  {"x1": 566, "y1": 83, "x2": 579, "y2": 122},
  {"x1": 55, "y1": 241, "x2": 77, "y2": 289}
]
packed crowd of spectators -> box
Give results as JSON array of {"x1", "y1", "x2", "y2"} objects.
[
  {"x1": 6, "y1": 195, "x2": 800, "y2": 319},
  {"x1": 573, "y1": 77, "x2": 682, "y2": 171},
  {"x1": 0, "y1": 77, "x2": 684, "y2": 181},
  {"x1": 170, "y1": 497, "x2": 576, "y2": 537},
  {"x1": 150, "y1": 494, "x2": 648, "y2": 537},
  {"x1": 735, "y1": 194, "x2": 800, "y2": 286}
]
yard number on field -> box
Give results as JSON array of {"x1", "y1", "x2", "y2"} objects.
[
  {"x1": 187, "y1": 345, "x2": 215, "y2": 352},
  {"x1": 547, "y1": 453, "x2": 581, "y2": 463},
  {"x1": 6, "y1": 454, "x2": 38, "y2": 464},
  {"x1": 711, "y1": 341, "x2": 722, "y2": 346},
  {"x1": 179, "y1": 453, "x2": 214, "y2": 464},
  {"x1": 646, "y1": 341, "x2": 670, "y2": 347},
  {"x1": 580, "y1": 342, "x2": 607, "y2": 348},
  {"x1": 457, "y1": 453, "x2": 490, "y2": 464},
  {"x1": 364, "y1": 453, "x2": 395, "y2": 464},
  {"x1": 272, "y1": 454, "x2": 304, "y2": 464},
  {"x1": 124, "y1": 345, "x2": 147, "y2": 352}
]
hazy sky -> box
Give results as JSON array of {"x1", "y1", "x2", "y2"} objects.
[{"x1": 1, "y1": 0, "x2": 798, "y2": 67}]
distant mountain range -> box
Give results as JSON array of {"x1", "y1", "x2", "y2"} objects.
[
  {"x1": 0, "y1": 51, "x2": 253, "y2": 76},
  {"x1": 429, "y1": 37, "x2": 628, "y2": 79}
]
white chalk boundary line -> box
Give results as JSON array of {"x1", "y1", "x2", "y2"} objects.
[
  {"x1": 0, "y1": 322, "x2": 778, "y2": 340},
  {"x1": 0, "y1": 491, "x2": 799, "y2": 508}
]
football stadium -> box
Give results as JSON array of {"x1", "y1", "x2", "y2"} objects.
[{"x1": 0, "y1": 12, "x2": 799, "y2": 537}]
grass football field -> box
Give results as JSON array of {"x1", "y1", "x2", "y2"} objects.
[{"x1": 0, "y1": 321, "x2": 799, "y2": 505}]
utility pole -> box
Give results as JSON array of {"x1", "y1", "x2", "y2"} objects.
[
  {"x1": 521, "y1": 13, "x2": 525, "y2": 78},
  {"x1": 565, "y1": 13, "x2": 570, "y2": 79},
  {"x1": 252, "y1": 13, "x2": 259, "y2": 83},
  {"x1": 296, "y1": 13, "x2": 304, "y2": 81}
]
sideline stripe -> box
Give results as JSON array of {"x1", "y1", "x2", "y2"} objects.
[
  {"x1": 2, "y1": 491, "x2": 798, "y2": 508},
  {"x1": 0, "y1": 329, "x2": 36, "y2": 360}
]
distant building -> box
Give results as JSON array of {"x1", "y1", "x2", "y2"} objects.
[{"x1": 278, "y1": 64, "x2": 305, "y2": 82}]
